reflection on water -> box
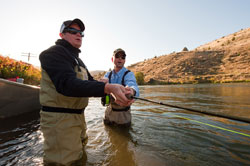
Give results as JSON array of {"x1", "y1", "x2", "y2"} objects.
[
  {"x1": 140, "y1": 83, "x2": 250, "y2": 119},
  {"x1": 0, "y1": 83, "x2": 250, "y2": 166},
  {"x1": 0, "y1": 112, "x2": 43, "y2": 166},
  {"x1": 104, "y1": 126, "x2": 136, "y2": 166}
]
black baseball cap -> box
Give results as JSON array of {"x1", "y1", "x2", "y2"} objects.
[{"x1": 60, "y1": 18, "x2": 85, "y2": 33}]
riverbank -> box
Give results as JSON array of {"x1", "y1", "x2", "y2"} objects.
[
  {"x1": 93, "y1": 70, "x2": 250, "y2": 85},
  {"x1": 145, "y1": 77, "x2": 250, "y2": 85}
]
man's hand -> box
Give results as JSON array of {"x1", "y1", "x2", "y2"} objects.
[
  {"x1": 99, "y1": 77, "x2": 109, "y2": 84},
  {"x1": 124, "y1": 86, "x2": 135, "y2": 99},
  {"x1": 124, "y1": 86, "x2": 135, "y2": 105},
  {"x1": 104, "y1": 83, "x2": 134, "y2": 106}
]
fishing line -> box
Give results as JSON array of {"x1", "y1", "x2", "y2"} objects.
[
  {"x1": 132, "y1": 113, "x2": 250, "y2": 138},
  {"x1": 131, "y1": 96, "x2": 250, "y2": 138},
  {"x1": 175, "y1": 115, "x2": 250, "y2": 137}
]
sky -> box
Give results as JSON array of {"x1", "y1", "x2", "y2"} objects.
[{"x1": 0, "y1": 0, "x2": 249, "y2": 71}]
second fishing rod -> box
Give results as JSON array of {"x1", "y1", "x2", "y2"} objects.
[{"x1": 131, "y1": 96, "x2": 250, "y2": 124}]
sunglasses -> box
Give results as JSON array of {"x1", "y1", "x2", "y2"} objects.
[
  {"x1": 63, "y1": 28, "x2": 84, "y2": 37},
  {"x1": 115, "y1": 54, "x2": 126, "y2": 59}
]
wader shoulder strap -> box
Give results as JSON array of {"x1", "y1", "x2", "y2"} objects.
[
  {"x1": 108, "y1": 71, "x2": 112, "y2": 83},
  {"x1": 121, "y1": 70, "x2": 130, "y2": 86}
]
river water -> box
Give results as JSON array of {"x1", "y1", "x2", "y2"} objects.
[{"x1": 0, "y1": 83, "x2": 250, "y2": 166}]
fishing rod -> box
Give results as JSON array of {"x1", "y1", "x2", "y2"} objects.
[{"x1": 132, "y1": 96, "x2": 250, "y2": 124}]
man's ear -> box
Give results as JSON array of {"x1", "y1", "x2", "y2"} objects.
[
  {"x1": 59, "y1": 33, "x2": 64, "y2": 38},
  {"x1": 111, "y1": 57, "x2": 113, "y2": 62}
]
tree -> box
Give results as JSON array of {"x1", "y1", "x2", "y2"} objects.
[
  {"x1": 182, "y1": 47, "x2": 188, "y2": 51},
  {"x1": 135, "y1": 72, "x2": 145, "y2": 85}
]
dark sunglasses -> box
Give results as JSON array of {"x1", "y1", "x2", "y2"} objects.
[
  {"x1": 63, "y1": 28, "x2": 84, "y2": 37},
  {"x1": 115, "y1": 54, "x2": 126, "y2": 59}
]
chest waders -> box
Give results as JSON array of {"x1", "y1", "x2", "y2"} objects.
[
  {"x1": 103, "y1": 70, "x2": 132, "y2": 127},
  {"x1": 40, "y1": 45, "x2": 89, "y2": 166}
]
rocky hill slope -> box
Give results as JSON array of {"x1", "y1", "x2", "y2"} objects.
[
  {"x1": 94, "y1": 28, "x2": 250, "y2": 84},
  {"x1": 127, "y1": 28, "x2": 250, "y2": 84}
]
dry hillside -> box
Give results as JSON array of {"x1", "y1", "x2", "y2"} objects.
[
  {"x1": 93, "y1": 28, "x2": 250, "y2": 84},
  {"x1": 127, "y1": 28, "x2": 250, "y2": 84}
]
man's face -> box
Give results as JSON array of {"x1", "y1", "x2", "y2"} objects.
[
  {"x1": 113, "y1": 52, "x2": 126, "y2": 69},
  {"x1": 60, "y1": 23, "x2": 83, "y2": 48}
]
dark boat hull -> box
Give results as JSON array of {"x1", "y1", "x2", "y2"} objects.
[{"x1": 0, "y1": 78, "x2": 40, "y2": 118}]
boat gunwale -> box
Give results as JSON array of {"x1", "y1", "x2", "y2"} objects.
[{"x1": 0, "y1": 78, "x2": 40, "y2": 90}]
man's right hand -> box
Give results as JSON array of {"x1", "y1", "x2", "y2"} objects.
[
  {"x1": 99, "y1": 77, "x2": 109, "y2": 84},
  {"x1": 104, "y1": 83, "x2": 133, "y2": 106}
]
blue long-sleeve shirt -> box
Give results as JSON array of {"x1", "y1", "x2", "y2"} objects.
[{"x1": 104, "y1": 67, "x2": 140, "y2": 97}]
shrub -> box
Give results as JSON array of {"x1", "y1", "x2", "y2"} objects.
[
  {"x1": 182, "y1": 47, "x2": 188, "y2": 51},
  {"x1": 0, "y1": 55, "x2": 41, "y2": 85},
  {"x1": 135, "y1": 72, "x2": 145, "y2": 85}
]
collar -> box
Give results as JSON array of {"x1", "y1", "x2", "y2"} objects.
[
  {"x1": 113, "y1": 67, "x2": 126, "y2": 76},
  {"x1": 55, "y1": 39, "x2": 81, "y2": 57}
]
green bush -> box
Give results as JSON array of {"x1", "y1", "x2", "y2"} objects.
[{"x1": 135, "y1": 72, "x2": 145, "y2": 85}]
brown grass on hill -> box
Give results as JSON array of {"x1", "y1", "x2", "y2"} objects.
[{"x1": 126, "y1": 28, "x2": 250, "y2": 84}]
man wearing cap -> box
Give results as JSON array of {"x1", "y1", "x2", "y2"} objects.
[
  {"x1": 103, "y1": 48, "x2": 140, "y2": 127},
  {"x1": 39, "y1": 19, "x2": 133, "y2": 166}
]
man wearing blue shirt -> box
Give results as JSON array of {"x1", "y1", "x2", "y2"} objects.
[{"x1": 103, "y1": 48, "x2": 140, "y2": 127}]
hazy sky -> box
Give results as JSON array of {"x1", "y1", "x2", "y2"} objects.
[{"x1": 0, "y1": 0, "x2": 249, "y2": 71}]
